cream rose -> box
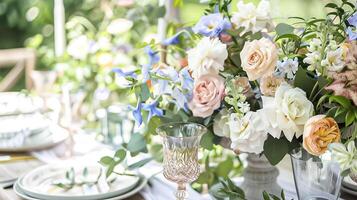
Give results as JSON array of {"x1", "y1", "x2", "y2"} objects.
[
  {"x1": 260, "y1": 75, "x2": 285, "y2": 96},
  {"x1": 240, "y1": 38, "x2": 278, "y2": 81},
  {"x1": 188, "y1": 74, "x2": 225, "y2": 118},
  {"x1": 303, "y1": 115, "x2": 340, "y2": 156},
  {"x1": 259, "y1": 83, "x2": 314, "y2": 141}
]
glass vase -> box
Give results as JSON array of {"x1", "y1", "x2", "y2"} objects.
[
  {"x1": 156, "y1": 122, "x2": 207, "y2": 200},
  {"x1": 290, "y1": 147, "x2": 342, "y2": 200}
]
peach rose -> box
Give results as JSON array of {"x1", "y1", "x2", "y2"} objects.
[
  {"x1": 260, "y1": 75, "x2": 285, "y2": 96},
  {"x1": 240, "y1": 38, "x2": 278, "y2": 81},
  {"x1": 303, "y1": 115, "x2": 341, "y2": 156},
  {"x1": 188, "y1": 74, "x2": 225, "y2": 118}
]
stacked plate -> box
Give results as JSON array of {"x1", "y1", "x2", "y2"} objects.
[
  {"x1": 13, "y1": 164, "x2": 148, "y2": 200},
  {"x1": 0, "y1": 92, "x2": 68, "y2": 152},
  {"x1": 342, "y1": 176, "x2": 357, "y2": 196}
]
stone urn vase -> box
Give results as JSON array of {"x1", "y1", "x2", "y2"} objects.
[
  {"x1": 219, "y1": 138, "x2": 281, "y2": 199},
  {"x1": 239, "y1": 153, "x2": 281, "y2": 200}
]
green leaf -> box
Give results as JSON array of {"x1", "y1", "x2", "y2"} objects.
[
  {"x1": 326, "y1": 107, "x2": 338, "y2": 118},
  {"x1": 275, "y1": 23, "x2": 294, "y2": 36},
  {"x1": 276, "y1": 34, "x2": 300, "y2": 41},
  {"x1": 196, "y1": 171, "x2": 215, "y2": 185},
  {"x1": 263, "y1": 191, "x2": 271, "y2": 200},
  {"x1": 264, "y1": 135, "x2": 289, "y2": 165},
  {"x1": 106, "y1": 164, "x2": 115, "y2": 177},
  {"x1": 150, "y1": 144, "x2": 163, "y2": 162},
  {"x1": 345, "y1": 111, "x2": 355, "y2": 127},
  {"x1": 114, "y1": 149, "x2": 127, "y2": 163},
  {"x1": 329, "y1": 95, "x2": 351, "y2": 109},
  {"x1": 294, "y1": 67, "x2": 317, "y2": 98},
  {"x1": 128, "y1": 158, "x2": 153, "y2": 170},
  {"x1": 317, "y1": 95, "x2": 329, "y2": 108},
  {"x1": 100, "y1": 156, "x2": 114, "y2": 166},
  {"x1": 227, "y1": 178, "x2": 244, "y2": 197},
  {"x1": 127, "y1": 133, "x2": 147, "y2": 153},
  {"x1": 281, "y1": 190, "x2": 286, "y2": 200},
  {"x1": 200, "y1": 131, "x2": 215, "y2": 150},
  {"x1": 140, "y1": 83, "x2": 150, "y2": 101},
  {"x1": 215, "y1": 157, "x2": 234, "y2": 178},
  {"x1": 146, "y1": 116, "x2": 161, "y2": 135},
  {"x1": 325, "y1": 3, "x2": 338, "y2": 9}
]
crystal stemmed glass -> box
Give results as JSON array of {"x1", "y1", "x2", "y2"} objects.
[{"x1": 156, "y1": 122, "x2": 207, "y2": 200}]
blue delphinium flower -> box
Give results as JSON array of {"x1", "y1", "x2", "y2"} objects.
[
  {"x1": 112, "y1": 68, "x2": 137, "y2": 78},
  {"x1": 142, "y1": 101, "x2": 163, "y2": 121},
  {"x1": 192, "y1": 13, "x2": 231, "y2": 37},
  {"x1": 348, "y1": 12, "x2": 357, "y2": 27},
  {"x1": 151, "y1": 66, "x2": 179, "y2": 96},
  {"x1": 142, "y1": 64, "x2": 151, "y2": 83},
  {"x1": 179, "y1": 68, "x2": 193, "y2": 92},
  {"x1": 347, "y1": 12, "x2": 357, "y2": 40},
  {"x1": 144, "y1": 46, "x2": 160, "y2": 65},
  {"x1": 132, "y1": 102, "x2": 143, "y2": 126},
  {"x1": 347, "y1": 27, "x2": 357, "y2": 41},
  {"x1": 162, "y1": 32, "x2": 182, "y2": 46}
]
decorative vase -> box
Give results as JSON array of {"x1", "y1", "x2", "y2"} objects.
[
  {"x1": 239, "y1": 153, "x2": 282, "y2": 200},
  {"x1": 290, "y1": 147, "x2": 342, "y2": 200}
]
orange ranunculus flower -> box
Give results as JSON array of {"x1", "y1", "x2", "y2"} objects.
[{"x1": 303, "y1": 115, "x2": 341, "y2": 156}]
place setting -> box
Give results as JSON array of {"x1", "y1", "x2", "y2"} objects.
[{"x1": 12, "y1": 163, "x2": 147, "y2": 200}]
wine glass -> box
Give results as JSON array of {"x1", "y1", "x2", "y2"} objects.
[{"x1": 156, "y1": 122, "x2": 207, "y2": 200}]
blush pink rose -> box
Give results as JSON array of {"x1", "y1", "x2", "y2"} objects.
[{"x1": 188, "y1": 74, "x2": 225, "y2": 118}]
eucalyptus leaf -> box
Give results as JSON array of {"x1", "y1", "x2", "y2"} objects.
[
  {"x1": 127, "y1": 133, "x2": 147, "y2": 153},
  {"x1": 275, "y1": 23, "x2": 294, "y2": 36},
  {"x1": 100, "y1": 156, "x2": 114, "y2": 166}
]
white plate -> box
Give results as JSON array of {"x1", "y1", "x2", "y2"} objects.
[
  {"x1": 341, "y1": 185, "x2": 357, "y2": 196},
  {"x1": 0, "y1": 125, "x2": 69, "y2": 152},
  {"x1": 14, "y1": 175, "x2": 147, "y2": 200},
  {"x1": 18, "y1": 164, "x2": 141, "y2": 200},
  {"x1": 342, "y1": 176, "x2": 357, "y2": 191}
]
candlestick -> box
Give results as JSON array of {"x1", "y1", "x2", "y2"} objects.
[{"x1": 54, "y1": 0, "x2": 66, "y2": 57}]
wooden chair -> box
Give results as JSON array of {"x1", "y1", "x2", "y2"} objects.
[{"x1": 0, "y1": 48, "x2": 36, "y2": 91}]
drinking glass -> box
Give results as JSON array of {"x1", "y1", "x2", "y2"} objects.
[
  {"x1": 290, "y1": 147, "x2": 342, "y2": 200},
  {"x1": 156, "y1": 122, "x2": 207, "y2": 200}
]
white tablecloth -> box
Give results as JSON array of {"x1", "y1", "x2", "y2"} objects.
[{"x1": 0, "y1": 132, "x2": 353, "y2": 200}]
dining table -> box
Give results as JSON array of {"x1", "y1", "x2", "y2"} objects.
[{"x1": 0, "y1": 131, "x2": 355, "y2": 200}]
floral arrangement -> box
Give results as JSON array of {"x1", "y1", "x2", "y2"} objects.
[{"x1": 114, "y1": 0, "x2": 357, "y2": 178}]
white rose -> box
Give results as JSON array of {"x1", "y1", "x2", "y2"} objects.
[
  {"x1": 67, "y1": 35, "x2": 90, "y2": 60},
  {"x1": 229, "y1": 112, "x2": 268, "y2": 154},
  {"x1": 187, "y1": 37, "x2": 228, "y2": 79},
  {"x1": 107, "y1": 18, "x2": 133, "y2": 35},
  {"x1": 231, "y1": 0, "x2": 273, "y2": 35},
  {"x1": 213, "y1": 108, "x2": 230, "y2": 137},
  {"x1": 260, "y1": 83, "x2": 314, "y2": 141}
]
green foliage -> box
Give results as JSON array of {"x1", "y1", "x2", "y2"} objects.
[
  {"x1": 262, "y1": 190, "x2": 290, "y2": 200},
  {"x1": 127, "y1": 133, "x2": 148, "y2": 154},
  {"x1": 210, "y1": 178, "x2": 245, "y2": 200},
  {"x1": 275, "y1": 23, "x2": 295, "y2": 36},
  {"x1": 264, "y1": 135, "x2": 300, "y2": 165},
  {"x1": 53, "y1": 167, "x2": 103, "y2": 190}
]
